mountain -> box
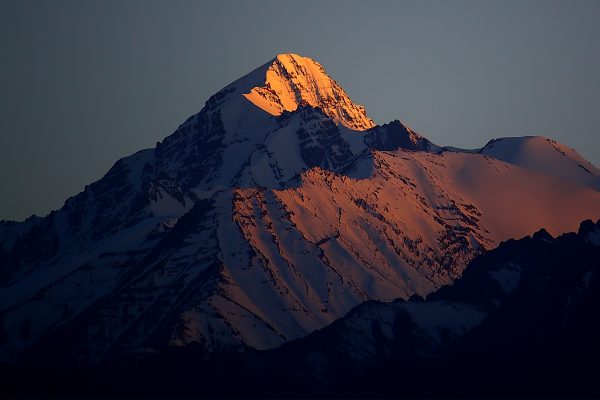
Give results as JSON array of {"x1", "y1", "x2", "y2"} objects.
[
  {"x1": 1, "y1": 53, "x2": 600, "y2": 366},
  {"x1": 5, "y1": 219, "x2": 599, "y2": 398}
]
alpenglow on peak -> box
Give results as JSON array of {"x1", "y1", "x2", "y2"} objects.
[{"x1": 243, "y1": 53, "x2": 376, "y2": 131}]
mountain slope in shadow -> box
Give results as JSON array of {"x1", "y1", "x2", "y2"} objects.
[{"x1": 4, "y1": 219, "x2": 599, "y2": 398}]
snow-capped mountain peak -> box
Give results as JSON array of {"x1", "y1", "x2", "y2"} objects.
[
  {"x1": 2, "y1": 54, "x2": 600, "y2": 367},
  {"x1": 242, "y1": 53, "x2": 375, "y2": 130}
]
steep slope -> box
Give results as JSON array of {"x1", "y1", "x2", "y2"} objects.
[{"x1": 1, "y1": 53, "x2": 600, "y2": 367}]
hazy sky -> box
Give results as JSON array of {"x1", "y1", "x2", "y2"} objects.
[{"x1": 2, "y1": 0, "x2": 600, "y2": 221}]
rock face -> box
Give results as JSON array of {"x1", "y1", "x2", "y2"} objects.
[
  {"x1": 243, "y1": 53, "x2": 375, "y2": 130},
  {"x1": 1, "y1": 53, "x2": 600, "y2": 366}
]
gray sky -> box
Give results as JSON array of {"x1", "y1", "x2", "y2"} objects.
[{"x1": 2, "y1": 0, "x2": 600, "y2": 221}]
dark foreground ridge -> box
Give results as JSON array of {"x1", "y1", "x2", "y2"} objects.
[{"x1": 3, "y1": 219, "x2": 600, "y2": 398}]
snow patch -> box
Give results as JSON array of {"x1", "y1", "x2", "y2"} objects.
[
  {"x1": 587, "y1": 229, "x2": 600, "y2": 247},
  {"x1": 489, "y1": 263, "x2": 522, "y2": 294}
]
